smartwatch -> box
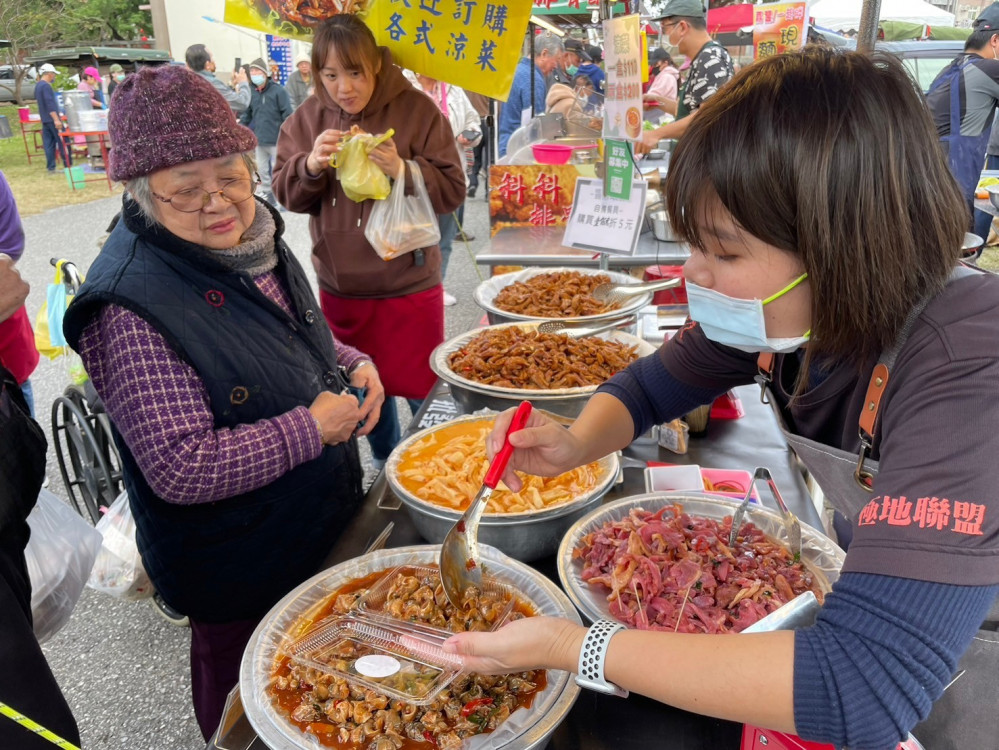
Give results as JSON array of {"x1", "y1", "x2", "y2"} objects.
[{"x1": 575, "y1": 619, "x2": 629, "y2": 697}]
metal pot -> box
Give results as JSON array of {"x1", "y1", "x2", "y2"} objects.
[
  {"x1": 429, "y1": 322, "x2": 656, "y2": 418},
  {"x1": 385, "y1": 414, "x2": 619, "y2": 561},
  {"x1": 648, "y1": 208, "x2": 677, "y2": 242}
]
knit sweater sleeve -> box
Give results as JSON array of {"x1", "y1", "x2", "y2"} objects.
[
  {"x1": 793, "y1": 572, "x2": 998, "y2": 749},
  {"x1": 75, "y1": 304, "x2": 323, "y2": 504}
]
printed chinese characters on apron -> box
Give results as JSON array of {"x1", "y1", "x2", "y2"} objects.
[
  {"x1": 930, "y1": 56, "x2": 992, "y2": 222},
  {"x1": 756, "y1": 266, "x2": 997, "y2": 750}
]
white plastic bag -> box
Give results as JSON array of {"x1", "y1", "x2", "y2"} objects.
[
  {"x1": 364, "y1": 159, "x2": 441, "y2": 261},
  {"x1": 24, "y1": 489, "x2": 103, "y2": 643},
  {"x1": 86, "y1": 491, "x2": 154, "y2": 601}
]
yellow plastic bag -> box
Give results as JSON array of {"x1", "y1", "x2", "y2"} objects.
[
  {"x1": 331, "y1": 128, "x2": 395, "y2": 203},
  {"x1": 34, "y1": 260, "x2": 80, "y2": 360}
]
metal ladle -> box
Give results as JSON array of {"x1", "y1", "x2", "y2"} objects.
[{"x1": 439, "y1": 401, "x2": 533, "y2": 608}]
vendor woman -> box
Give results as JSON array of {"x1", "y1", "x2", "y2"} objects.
[
  {"x1": 446, "y1": 49, "x2": 999, "y2": 749},
  {"x1": 63, "y1": 66, "x2": 384, "y2": 737}
]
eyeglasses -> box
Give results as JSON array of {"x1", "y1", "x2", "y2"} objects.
[
  {"x1": 153, "y1": 176, "x2": 259, "y2": 213},
  {"x1": 661, "y1": 21, "x2": 680, "y2": 33}
]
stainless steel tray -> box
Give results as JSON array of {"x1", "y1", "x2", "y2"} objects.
[
  {"x1": 474, "y1": 267, "x2": 652, "y2": 325},
  {"x1": 556, "y1": 493, "x2": 845, "y2": 626}
]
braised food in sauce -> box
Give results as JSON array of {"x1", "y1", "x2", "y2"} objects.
[
  {"x1": 492, "y1": 271, "x2": 623, "y2": 318},
  {"x1": 574, "y1": 503, "x2": 823, "y2": 633},
  {"x1": 270, "y1": 568, "x2": 546, "y2": 749},
  {"x1": 396, "y1": 419, "x2": 604, "y2": 513},
  {"x1": 448, "y1": 327, "x2": 638, "y2": 389}
]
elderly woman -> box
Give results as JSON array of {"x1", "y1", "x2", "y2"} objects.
[
  {"x1": 63, "y1": 65, "x2": 385, "y2": 738},
  {"x1": 274, "y1": 14, "x2": 465, "y2": 467}
]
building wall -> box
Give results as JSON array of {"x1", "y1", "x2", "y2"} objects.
[{"x1": 162, "y1": 0, "x2": 310, "y2": 78}]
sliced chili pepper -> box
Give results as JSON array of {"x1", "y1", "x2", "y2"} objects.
[
  {"x1": 423, "y1": 729, "x2": 438, "y2": 747},
  {"x1": 461, "y1": 697, "x2": 494, "y2": 716}
]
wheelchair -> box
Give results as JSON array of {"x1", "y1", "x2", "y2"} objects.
[{"x1": 49, "y1": 259, "x2": 188, "y2": 627}]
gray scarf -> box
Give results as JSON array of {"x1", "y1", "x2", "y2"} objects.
[{"x1": 212, "y1": 204, "x2": 279, "y2": 276}]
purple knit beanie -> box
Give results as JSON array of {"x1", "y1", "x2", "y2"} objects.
[{"x1": 107, "y1": 65, "x2": 257, "y2": 182}]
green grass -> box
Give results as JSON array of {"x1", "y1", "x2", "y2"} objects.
[{"x1": 0, "y1": 102, "x2": 123, "y2": 216}]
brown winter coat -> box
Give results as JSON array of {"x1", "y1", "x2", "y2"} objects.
[{"x1": 273, "y1": 48, "x2": 465, "y2": 298}]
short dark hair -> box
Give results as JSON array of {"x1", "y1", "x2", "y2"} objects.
[
  {"x1": 312, "y1": 13, "x2": 381, "y2": 80},
  {"x1": 185, "y1": 44, "x2": 211, "y2": 72},
  {"x1": 965, "y1": 28, "x2": 997, "y2": 51},
  {"x1": 666, "y1": 48, "x2": 966, "y2": 376},
  {"x1": 669, "y1": 15, "x2": 706, "y2": 31}
]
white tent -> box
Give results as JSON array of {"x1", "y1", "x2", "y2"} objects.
[{"x1": 810, "y1": 0, "x2": 955, "y2": 31}]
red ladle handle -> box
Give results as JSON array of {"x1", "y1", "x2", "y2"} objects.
[{"x1": 483, "y1": 401, "x2": 533, "y2": 489}]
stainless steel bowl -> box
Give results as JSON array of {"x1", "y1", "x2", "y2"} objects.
[
  {"x1": 430, "y1": 322, "x2": 657, "y2": 418},
  {"x1": 240, "y1": 545, "x2": 581, "y2": 750},
  {"x1": 474, "y1": 266, "x2": 652, "y2": 325},
  {"x1": 385, "y1": 413, "x2": 619, "y2": 561},
  {"x1": 557, "y1": 493, "x2": 846, "y2": 625},
  {"x1": 988, "y1": 184, "x2": 999, "y2": 210},
  {"x1": 647, "y1": 208, "x2": 678, "y2": 242}
]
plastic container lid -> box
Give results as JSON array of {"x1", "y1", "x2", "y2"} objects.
[{"x1": 285, "y1": 564, "x2": 517, "y2": 705}]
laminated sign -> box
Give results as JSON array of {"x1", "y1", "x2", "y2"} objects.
[
  {"x1": 752, "y1": 1, "x2": 808, "y2": 59},
  {"x1": 602, "y1": 14, "x2": 642, "y2": 142},
  {"x1": 225, "y1": 0, "x2": 530, "y2": 100}
]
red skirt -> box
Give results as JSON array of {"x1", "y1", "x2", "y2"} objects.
[{"x1": 320, "y1": 286, "x2": 444, "y2": 400}]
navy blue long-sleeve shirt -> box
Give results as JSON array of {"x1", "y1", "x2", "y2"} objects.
[{"x1": 33, "y1": 79, "x2": 61, "y2": 128}]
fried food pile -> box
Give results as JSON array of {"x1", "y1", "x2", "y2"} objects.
[
  {"x1": 492, "y1": 271, "x2": 624, "y2": 318},
  {"x1": 448, "y1": 327, "x2": 639, "y2": 390}
]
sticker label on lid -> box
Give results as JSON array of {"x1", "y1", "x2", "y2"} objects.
[{"x1": 355, "y1": 654, "x2": 401, "y2": 678}]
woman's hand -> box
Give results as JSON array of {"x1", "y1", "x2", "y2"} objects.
[
  {"x1": 305, "y1": 129, "x2": 347, "y2": 177},
  {"x1": 349, "y1": 363, "x2": 385, "y2": 437},
  {"x1": 443, "y1": 616, "x2": 585, "y2": 675},
  {"x1": 308, "y1": 390, "x2": 363, "y2": 445},
  {"x1": 485, "y1": 407, "x2": 584, "y2": 491},
  {"x1": 368, "y1": 137, "x2": 404, "y2": 179}
]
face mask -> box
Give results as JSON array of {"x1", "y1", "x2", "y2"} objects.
[
  {"x1": 251, "y1": 74, "x2": 266, "y2": 86},
  {"x1": 115, "y1": 74, "x2": 125, "y2": 82},
  {"x1": 686, "y1": 274, "x2": 810, "y2": 353},
  {"x1": 567, "y1": 64, "x2": 578, "y2": 76}
]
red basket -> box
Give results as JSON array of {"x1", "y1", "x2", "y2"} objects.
[{"x1": 643, "y1": 265, "x2": 687, "y2": 304}]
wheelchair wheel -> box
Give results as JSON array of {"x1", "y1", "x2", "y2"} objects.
[{"x1": 51, "y1": 385, "x2": 123, "y2": 525}]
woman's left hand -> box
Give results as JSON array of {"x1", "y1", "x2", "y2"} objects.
[
  {"x1": 369, "y1": 137, "x2": 404, "y2": 179},
  {"x1": 350, "y1": 363, "x2": 385, "y2": 437}
]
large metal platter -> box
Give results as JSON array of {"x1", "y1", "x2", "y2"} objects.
[
  {"x1": 557, "y1": 493, "x2": 846, "y2": 626},
  {"x1": 474, "y1": 267, "x2": 653, "y2": 324},
  {"x1": 385, "y1": 413, "x2": 619, "y2": 560},
  {"x1": 430, "y1": 322, "x2": 656, "y2": 419},
  {"x1": 240, "y1": 545, "x2": 582, "y2": 750}
]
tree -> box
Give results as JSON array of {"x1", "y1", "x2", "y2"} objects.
[
  {"x1": 0, "y1": 0, "x2": 63, "y2": 104},
  {"x1": 63, "y1": 0, "x2": 151, "y2": 44}
]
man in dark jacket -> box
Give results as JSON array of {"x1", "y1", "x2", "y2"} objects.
[
  {"x1": 33, "y1": 64, "x2": 70, "y2": 173},
  {"x1": 241, "y1": 58, "x2": 292, "y2": 208}
]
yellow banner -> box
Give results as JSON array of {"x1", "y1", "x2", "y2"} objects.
[
  {"x1": 224, "y1": 0, "x2": 531, "y2": 101},
  {"x1": 752, "y1": 1, "x2": 808, "y2": 60}
]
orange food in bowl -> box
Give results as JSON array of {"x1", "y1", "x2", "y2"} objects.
[{"x1": 626, "y1": 106, "x2": 641, "y2": 138}]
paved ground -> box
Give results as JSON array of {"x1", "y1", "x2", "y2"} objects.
[{"x1": 18, "y1": 189, "x2": 492, "y2": 749}]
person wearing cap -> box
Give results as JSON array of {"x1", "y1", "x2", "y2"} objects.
[
  {"x1": 107, "y1": 63, "x2": 126, "y2": 99},
  {"x1": 185, "y1": 43, "x2": 251, "y2": 115},
  {"x1": 241, "y1": 58, "x2": 292, "y2": 208},
  {"x1": 576, "y1": 43, "x2": 606, "y2": 96},
  {"x1": 563, "y1": 37, "x2": 588, "y2": 79},
  {"x1": 643, "y1": 48, "x2": 680, "y2": 114},
  {"x1": 639, "y1": 0, "x2": 734, "y2": 152},
  {"x1": 32, "y1": 64, "x2": 70, "y2": 173},
  {"x1": 78, "y1": 66, "x2": 105, "y2": 109},
  {"x1": 62, "y1": 64, "x2": 383, "y2": 738},
  {"x1": 498, "y1": 33, "x2": 564, "y2": 156},
  {"x1": 926, "y1": 1, "x2": 999, "y2": 230},
  {"x1": 286, "y1": 54, "x2": 313, "y2": 111}
]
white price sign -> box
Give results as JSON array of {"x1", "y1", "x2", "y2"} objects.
[{"x1": 561, "y1": 177, "x2": 647, "y2": 256}]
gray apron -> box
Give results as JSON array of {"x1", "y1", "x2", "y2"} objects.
[{"x1": 756, "y1": 266, "x2": 998, "y2": 749}]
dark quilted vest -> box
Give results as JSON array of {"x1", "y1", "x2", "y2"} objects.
[{"x1": 63, "y1": 200, "x2": 363, "y2": 622}]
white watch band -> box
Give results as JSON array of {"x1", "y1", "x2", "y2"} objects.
[{"x1": 575, "y1": 619, "x2": 629, "y2": 698}]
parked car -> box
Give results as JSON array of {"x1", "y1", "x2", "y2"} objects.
[
  {"x1": 816, "y1": 32, "x2": 963, "y2": 94},
  {"x1": 0, "y1": 65, "x2": 38, "y2": 103}
]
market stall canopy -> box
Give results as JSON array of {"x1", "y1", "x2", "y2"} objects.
[
  {"x1": 25, "y1": 47, "x2": 171, "y2": 68},
  {"x1": 531, "y1": 0, "x2": 653, "y2": 27},
  {"x1": 811, "y1": 0, "x2": 955, "y2": 32},
  {"x1": 879, "y1": 19, "x2": 971, "y2": 39}
]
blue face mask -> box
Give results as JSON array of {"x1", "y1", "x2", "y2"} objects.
[
  {"x1": 686, "y1": 273, "x2": 810, "y2": 353},
  {"x1": 251, "y1": 74, "x2": 266, "y2": 86}
]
